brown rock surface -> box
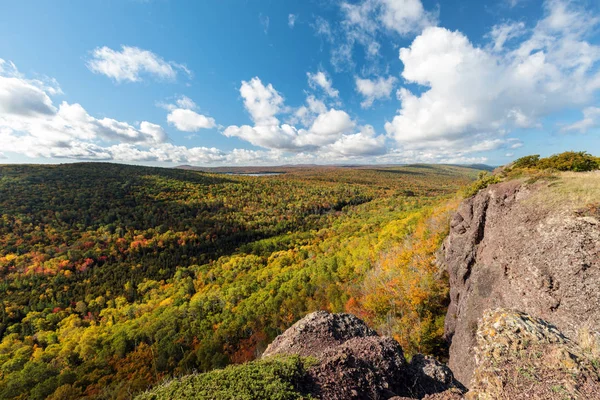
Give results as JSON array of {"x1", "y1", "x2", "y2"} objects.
[
  {"x1": 263, "y1": 311, "x2": 464, "y2": 399},
  {"x1": 441, "y1": 175, "x2": 600, "y2": 385},
  {"x1": 262, "y1": 310, "x2": 377, "y2": 358}
]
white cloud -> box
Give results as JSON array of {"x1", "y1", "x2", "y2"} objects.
[
  {"x1": 489, "y1": 22, "x2": 526, "y2": 51},
  {"x1": 1, "y1": 62, "x2": 389, "y2": 164},
  {"x1": 309, "y1": 108, "x2": 354, "y2": 136},
  {"x1": 307, "y1": 71, "x2": 339, "y2": 98},
  {"x1": 509, "y1": 139, "x2": 524, "y2": 149},
  {"x1": 378, "y1": 0, "x2": 438, "y2": 35},
  {"x1": 224, "y1": 77, "x2": 385, "y2": 157},
  {"x1": 355, "y1": 76, "x2": 397, "y2": 108},
  {"x1": 290, "y1": 95, "x2": 327, "y2": 127},
  {"x1": 167, "y1": 109, "x2": 216, "y2": 132},
  {"x1": 223, "y1": 124, "x2": 302, "y2": 151},
  {"x1": 341, "y1": 0, "x2": 436, "y2": 37},
  {"x1": 331, "y1": 0, "x2": 436, "y2": 71},
  {"x1": 385, "y1": 0, "x2": 600, "y2": 153},
  {"x1": 0, "y1": 76, "x2": 56, "y2": 116},
  {"x1": 325, "y1": 125, "x2": 386, "y2": 156},
  {"x1": 562, "y1": 107, "x2": 600, "y2": 132},
  {"x1": 160, "y1": 95, "x2": 217, "y2": 132},
  {"x1": 313, "y1": 16, "x2": 334, "y2": 42},
  {"x1": 239, "y1": 77, "x2": 284, "y2": 126},
  {"x1": 288, "y1": 14, "x2": 297, "y2": 28},
  {"x1": 1, "y1": 87, "x2": 166, "y2": 146},
  {"x1": 0, "y1": 60, "x2": 175, "y2": 162},
  {"x1": 87, "y1": 46, "x2": 191, "y2": 83},
  {"x1": 259, "y1": 14, "x2": 270, "y2": 34},
  {"x1": 176, "y1": 95, "x2": 197, "y2": 110}
]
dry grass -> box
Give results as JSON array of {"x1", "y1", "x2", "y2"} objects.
[
  {"x1": 524, "y1": 171, "x2": 600, "y2": 213},
  {"x1": 578, "y1": 327, "x2": 600, "y2": 369}
]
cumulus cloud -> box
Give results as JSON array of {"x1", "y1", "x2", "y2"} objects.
[
  {"x1": 0, "y1": 60, "x2": 180, "y2": 162},
  {"x1": 355, "y1": 76, "x2": 397, "y2": 108},
  {"x1": 87, "y1": 46, "x2": 191, "y2": 83},
  {"x1": 307, "y1": 71, "x2": 339, "y2": 98},
  {"x1": 0, "y1": 76, "x2": 56, "y2": 116},
  {"x1": 240, "y1": 77, "x2": 284, "y2": 126},
  {"x1": 309, "y1": 109, "x2": 354, "y2": 136},
  {"x1": 290, "y1": 95, "x2": 327, "y2": 127},
  {"x1": 167, "y1": 109, "x2": 216, "y2": 132},
  {"x1": 224, "y1": 77, "x2": 385, "y2": 157},
  {"x1": 162, "y1": 95, "x2": 217, "y2": 132},
  {"x1": 325, "y1": 125, "x2": 386, "y2": 156},
  {"x1": 1, "y1": 61, "x2": 387, "y2": 164},
  {"x1": 385, "y1": 0, "x2": 600, "y2": 154}
]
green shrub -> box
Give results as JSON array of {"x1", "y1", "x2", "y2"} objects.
[
  {"x1": 537, "y1": 151, "x2": 599, "y2": 172},
  {"x1": 136, "y1": 356, "x2": 316, "y2": 400},
  {"x1": 512, "y1": 155, "x2": 540, "y2": 169},
  {"x1": 512, "y1": 152, "x2": 599, "y2": 173},
  {"x1": 462, "y1": 171, "x2": 502, "y2": 198}
]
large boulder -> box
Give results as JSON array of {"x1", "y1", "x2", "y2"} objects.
[
  {"x1": 263, "y1": 311, "x2": 464, "y2": 399},
  {"x1": 309, "y1": 336, "x2": 408, "y2": 399},
  {"x1": 441, "y1": 177, "x2": 600, "y2": 385},
  {"x1": 262, "y1": 310, "x2": 377, "y2": 358}
]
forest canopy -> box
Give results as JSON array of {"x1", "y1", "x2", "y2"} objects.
[{"x1": 0, "y1": 162, "x2": 479, "y2": 399}]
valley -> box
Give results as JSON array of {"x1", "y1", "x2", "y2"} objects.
[{"x1": 0, "y1": 163, "x2": 478, "y2": 399}]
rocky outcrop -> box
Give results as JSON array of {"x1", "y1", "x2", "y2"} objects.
[
  {"x1": 441, "y1": 178, "x2": 600, "y2": 385},
  {"x1": 263, "y1": 311, "x2": 464, "y2": 399},
  {"x1": 467, "y1": 308, "x2": 600, "y2": 399},
  {"x1": 262, "y1": 311, "x2": 378, "y2": 358}
]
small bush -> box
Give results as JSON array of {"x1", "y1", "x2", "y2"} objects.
[
  {"x1": 513, "y1": 155, "x2": 541, "y2": 169},
  {"x1": 136, "y1": 356, "x2": 316, "y2": 400},
  {"x1": 462, "y1": 172, "x2": 502, "y2": 198}
]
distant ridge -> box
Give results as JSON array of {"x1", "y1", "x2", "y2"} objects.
[{"x1": 176, "y1": 163, "x2": 496, "y2": 174}]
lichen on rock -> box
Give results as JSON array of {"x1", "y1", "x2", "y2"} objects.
[{"x1": 467, "y1": 308, "x2": 600, "y2": 399}]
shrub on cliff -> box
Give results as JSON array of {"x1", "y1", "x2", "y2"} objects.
[
  {"x1": 136, "y1": 356, "x2": 316, "y2": 400},
  {"x1": 512, "y1": 151, "x2": 599, "y2": 172},
  {"x1": 462, "y1": 172, "x2": 502, "y2": 198}
]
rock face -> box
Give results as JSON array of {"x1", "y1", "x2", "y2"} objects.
[
  {"x1": 441, "y1": 179, "x2": 600, "y2": 385},
  {"x1": 467, "y1": 308, "x2": 600, "y2": 399},
  {"x1": 262, "y1": 311, "x2": 378, "y2": 358},
  {"x1": 263, "y1": 311, "x2": 464, "y2": 399}
]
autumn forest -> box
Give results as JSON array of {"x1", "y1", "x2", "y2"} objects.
[{"x1": 0, "y1": 162, "x2": 482, "y2": 399}]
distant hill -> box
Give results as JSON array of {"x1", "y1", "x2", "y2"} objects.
[{"x1": 176, "y1": 163, "x2": 495, "y2": 174}]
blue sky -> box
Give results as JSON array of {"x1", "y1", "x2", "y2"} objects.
[{"x1": 1, "y1": 0, "x2": 599, "y2": 166}]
